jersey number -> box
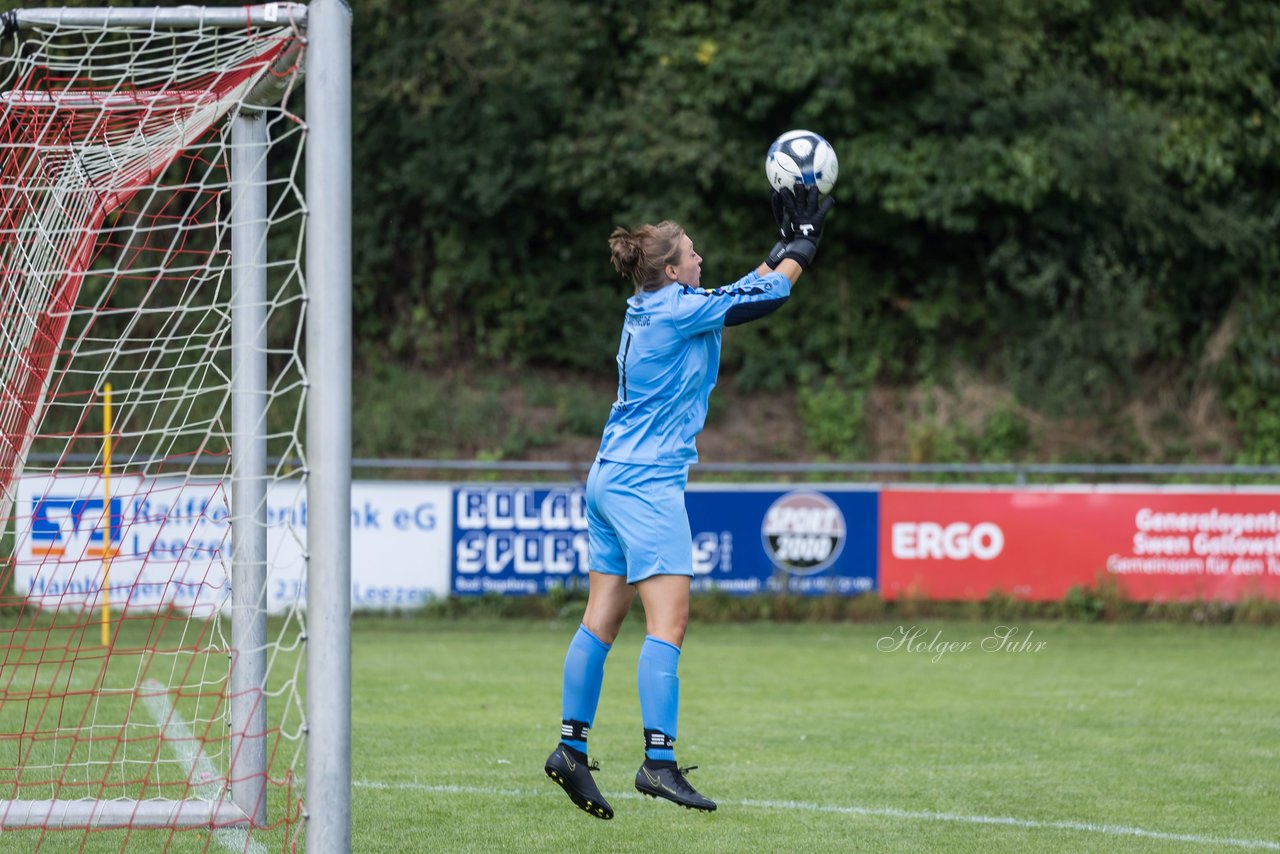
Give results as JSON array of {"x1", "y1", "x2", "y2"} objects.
[{"x1": 621, "y1": 332, "x2": 632, "y2": 402}]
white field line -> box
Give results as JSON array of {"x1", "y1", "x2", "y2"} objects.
[
  {"x1": 353, "y1": 778, "x2": 1280, "y2": 851},
  {"x1": 140, "y1": 680, "x2": 267, "y2": 854}
]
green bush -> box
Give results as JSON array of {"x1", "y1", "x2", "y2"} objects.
[
  {"x1": 337, "y1": 0, "x2": 1280, "y2": 437},
  {"x1": 797, "y1": 376, "x2": 868, "y2": 458},
  {"x1": 977, "y1": 406, "x2": 1033, "y2": 462},
  {"x1": 1220, "y1": 286, "x2": 1280, "y2": 463},
  {"x1": 555, "y1": 385, "x2": 607, "y2": 438},
  {"x1": 38, "y1": 0, "x2": 1280, "y2": 454}
]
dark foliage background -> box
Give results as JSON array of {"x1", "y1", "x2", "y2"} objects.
[
  {"x1": 11, "y1": 0, "x2": 1280, "y2": 460},
  {"x1": 350, "y1": 0, "x2": 1278, "y2": 456}
]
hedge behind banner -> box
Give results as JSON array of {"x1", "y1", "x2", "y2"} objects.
[{"x1": 349, "y1": 0, "x2": 1279, "y2": 421}]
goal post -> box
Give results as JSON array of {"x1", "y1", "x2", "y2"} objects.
[
  {"x1": 0, "y1": 2, "x2": 351, "y2": 850},
  {"x1": 230, "y1": 106, "x2": 271, "y2": 832},
  {"x1": 303, "y1": 2, "x2": 353, "y2": 852}
]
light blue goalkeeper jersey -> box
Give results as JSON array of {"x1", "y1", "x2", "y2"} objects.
[{"x1": 596, "y1": 269, "x2": 792, "y2": 467}]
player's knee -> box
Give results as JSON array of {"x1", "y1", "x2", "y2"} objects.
[
  {"x1": 582, "y1": 600, "x2": 631, "y2": 645},
  {"x1": 647, "y1": 613, "x2": 688, "y2": 648},
  {"x1": 583, "y1": 615, "x2": 623, "y2": 645}
]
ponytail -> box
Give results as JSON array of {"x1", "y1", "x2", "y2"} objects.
[{"x1": 608, "y1": 221, "x2": 685, "y2": 293}]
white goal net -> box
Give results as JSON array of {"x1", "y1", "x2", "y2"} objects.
[{"x1": 0, "y1": 4, "x2": 341, "y2": 849}]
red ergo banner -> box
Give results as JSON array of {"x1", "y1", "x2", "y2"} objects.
[{"x1": 879, "y1": 489, "x2": 1280, "y2": 602}]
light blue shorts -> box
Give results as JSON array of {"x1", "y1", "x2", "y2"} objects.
[{"x1": 586, "y1": 459, "x2": 693, "y2": 585}]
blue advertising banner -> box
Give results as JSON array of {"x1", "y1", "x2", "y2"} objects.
[
  {"x1": 453, "y1": 487, "x2": 588, "y2": 596},
  {"x1": 687, "y1": 487, "x2": 878, "y2": 596},
  {"x1": 450, "y1": 485, "x2": 878, "y2": 597}
]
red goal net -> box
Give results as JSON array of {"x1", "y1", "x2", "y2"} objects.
[{"x1": 1, "y1": 10, "x2": 309, "y2": 850}]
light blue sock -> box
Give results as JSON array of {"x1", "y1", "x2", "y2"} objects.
[
  {"x1": 560, "y1": 625, "x2": 611, "y2": 755},
  {"x1": 637, "y1": 635, "x2": 681, "y2": 763}
]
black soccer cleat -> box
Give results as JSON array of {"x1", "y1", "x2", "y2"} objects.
[
  {"x1": 634, "y1": 760, "x2": 717, "y2": 812},
  {"x1": 544, "y1": 745, "x2": 614, "y2": 820}
]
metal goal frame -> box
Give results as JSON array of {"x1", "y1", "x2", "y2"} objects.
[{"x1": 0, "y1": 3, "x2": 352, "y2": 851}]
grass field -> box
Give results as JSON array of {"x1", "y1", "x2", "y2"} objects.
[
  {"x1": 353, "y1": 618, "x2": 1279, "y2": 853},
  {"x1": 3, "y1": 616, "x2": 1278, "y2": 851},
  {"x1": 0, "y1": 612, "x2": 305, "y2": 853}
]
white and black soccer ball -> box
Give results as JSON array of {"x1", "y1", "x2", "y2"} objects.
[{"x1": 765, "y1": 129, "x2": 838, "y2": 195}]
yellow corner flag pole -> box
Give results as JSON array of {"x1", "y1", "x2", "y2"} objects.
[{"x1": 101, "y1": 382, "x2": 112, "y2": 647}]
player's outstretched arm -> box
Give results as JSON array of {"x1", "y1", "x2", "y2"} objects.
[
  {"x1": 756, "y1": 187, "x2": 835, "y2": 283},
  {"x1": 756, "y1": 257, "x2": 805, "y2": 283}
]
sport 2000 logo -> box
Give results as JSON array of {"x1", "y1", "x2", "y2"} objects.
[{"x1": 760, "y1": 491, "x2": 846, "y2": 574}]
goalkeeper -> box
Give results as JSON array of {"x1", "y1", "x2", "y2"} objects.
[{"x1": 544, "y1": 186, "x2": 836, "y2": 818}]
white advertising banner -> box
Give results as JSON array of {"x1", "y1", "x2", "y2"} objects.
[
  {"x1": 12, "y1": 476, "x2": 451, "y2": 614},
  {"x1": 345, "y1": 481, "x2": 452, "y2": 610}
]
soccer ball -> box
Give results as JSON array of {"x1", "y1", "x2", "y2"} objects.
[{"x1": 765, "y1": 129, "x2": 838, "y2": 195}]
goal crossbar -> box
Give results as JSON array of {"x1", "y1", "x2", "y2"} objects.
[{"x1": 8, "y1": 4, "x2": 309, "y2": 31}]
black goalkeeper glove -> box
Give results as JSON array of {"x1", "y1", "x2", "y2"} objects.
[
  {"x1": 765, "y1": 189, "x2": 794, "y2": 269},
  {"x1": 778, "y1": 185, "x2": 835, "y2": 270}
]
